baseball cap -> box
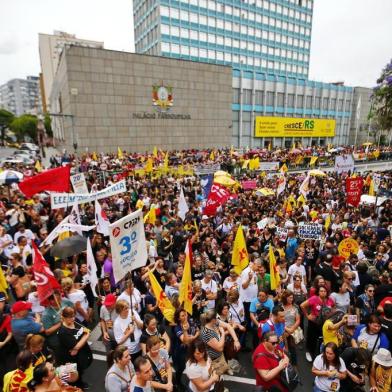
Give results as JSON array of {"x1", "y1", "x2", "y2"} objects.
[
  {"x1": 11, "y1": 301, "x2": 32, "y2": 314},
  {"x1": 202, "y1": 215, "x2": 208, "y2": 220},
  {"x1": 104, "y1": 293, "x2": 117, "y2": 307}
]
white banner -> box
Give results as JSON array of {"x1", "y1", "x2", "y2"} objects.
[
  {"x1": 298, "y1": 222, "x2": 323, "y2": 240},
  {"x1": 70, "y1": 173, "x2": 89, "y2": 194},
  {"x1": 194, "y1": 163, "x2": 221, "y2": 175},
  {"x1": 259, "y1": 162, "x2": 279, "y2": 171},
  {"x1": 109, "y1": 209, "x2": 147, "y2": 283},
  {"x1": 51, "y1": 180, "x2": 127, "y2": 209},
  {"x1": 334, "y1": 154, "x2": 355, "y2": 174}
]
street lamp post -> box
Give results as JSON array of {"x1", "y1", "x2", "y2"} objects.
[{"x1": 37, "y1": 114, "x2": 46, "y2": 158}]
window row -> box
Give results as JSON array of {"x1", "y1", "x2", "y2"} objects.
[
  {"x1": 176, "y1": 0, "x2": 313, "y2": 21},
  {"x1": 160, "y1": 25, "x2": 309, "y2": 61},
  {"x1": 161, "y1": 43, "x2": 307, "y2": 74},
  {"x1": 160, "y1": 6, "x2": 312, "y2": 38},
  {"x1": 232, "y1": 89, "x2": 351, "y2": 111}
]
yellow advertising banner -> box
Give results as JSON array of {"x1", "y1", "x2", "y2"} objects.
[{"x1": 255, "y1": 116, "x2": 336, "y2": 138}]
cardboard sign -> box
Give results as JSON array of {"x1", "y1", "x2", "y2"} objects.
[
  {"x1": 241, "y1": 180, "x2": 257, "y2": 190},
  {"x1": 335, "y1": 154, "x2": 355, "y2": 174},
  {"x1": 70, "y1": 173, "x2": 89, "y2": 194},
  {"x1": 276, "y1": 227, "x2": 288, "y2": 242},
  {"x1": 338, "y1": 238, "x2": 359, "y2": 260}
]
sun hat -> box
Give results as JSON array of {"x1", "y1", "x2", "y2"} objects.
[{"x1": 373, "y1": 348, "x2": 392, "y2": 367}]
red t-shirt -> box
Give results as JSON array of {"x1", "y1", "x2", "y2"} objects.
[
  {"x1": 379, "y1": 297, "x2": 392, "y2": 316},
  {"x1": 308, "y1": 296, "x2": 335, "y2": 317},
  {"x1": 0, "y1": 314, "x2": 11, "y2": 333},
  {"x1": 252, "y1": 343, "x2": 288, "y2": 391}
]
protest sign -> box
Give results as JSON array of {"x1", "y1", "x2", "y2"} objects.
[
  {"x1": 194, "y1": 163, "x2": 221, "y2": 175},
  {"x1": 257, "y1": 218, "x2": 269, "y2": 230},
  {"x1": 338, "y1": 238, "x2": 359, "y2": 259},
  {"x1": 51, "y1": 179, "x2": 126, "y2": 209},
  {"x1": 70, "y1": 173, "x2": 89, "y2": 194},
  {"x1": 109, "y1": 209, "x2": 147, "y2": 283},
  {"x1": 334, "y1": 154, "x2": 355, "y2": 174},
  {"x1": 345, "y1": 177, "x2": 363, "y2": 207},
  {"x1": 241, "y1": 180, "x2": 257, "y2": 190},
  {"x1": 298, "y1": 222, "x2": 322, "y2": 240},
  {"x1": 276, "y1": 227, "x2": 288, "y2": 242},
  {"x1": 259, "y1": 162, "x2": 279, "y2": 171}
]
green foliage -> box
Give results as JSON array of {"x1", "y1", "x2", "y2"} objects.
[
  {"x1": 0, "y1": 109, "x2": 15, "y2": 145},
  {"x1": 44, "y1": 114, "x2": 53, "y2": 137},
  {"x1": 10, "y1": 114, "x2": 38, "y2": 142},
  {"x1": 371, "y1": 59, "x2": 392, "y2": 131}
]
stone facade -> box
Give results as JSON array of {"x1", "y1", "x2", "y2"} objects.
[{"x1": 51, "y1": 45, "x2": 232, "y2": 153}]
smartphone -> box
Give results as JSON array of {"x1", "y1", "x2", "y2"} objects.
[{"x1": 347, "y1": 315, "x2": 358, "y2": 326}]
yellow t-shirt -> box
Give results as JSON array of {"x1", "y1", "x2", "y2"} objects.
[
  {"x1": 375, "y1": 365, "x2": 392, "y2": 392},
  {"x1": 136, "y1": 200, "x2": 144, "y2": 210},
  {"x1": 322, "y1": 319, "x2": 341, "y2": 346}
]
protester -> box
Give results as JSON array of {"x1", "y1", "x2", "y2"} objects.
[{"x1": 105, "y1": 345, "x2": 135, "y2": 392}]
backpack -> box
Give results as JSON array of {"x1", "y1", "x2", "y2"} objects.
[
  {"x1": 257, "y1": 318, "x2": 275, "y2": 340},
  {"x1": 255, "y1": 352, "x2": 300, "y2": 391}
]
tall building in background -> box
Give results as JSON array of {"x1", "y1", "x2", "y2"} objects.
[
  {"x1": 0, "y1": 76, "x2": 42, "y2": 116},
  {"x1": 133, "y1": 0, "x2": 354, "y2": 148},
  {"x1": 39, "y1": 31, "x2": 104, "y2": 110}
]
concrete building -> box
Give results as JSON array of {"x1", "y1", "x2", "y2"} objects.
[
  {"x1": 50, "y1": 45, "x2": 232, "y2": 152},
  {"x1": 0, "y1": 76, "x2": 42, "y2": 116},
  {"x1": 133, "y1": 0, "x2": 354, "y2": 147},
  {"x1": 39, "y1": 31, "x2": 104, "y2": 110},
  {"x1": 349, "y1": 87, "x2": 372, "y2": 146}
]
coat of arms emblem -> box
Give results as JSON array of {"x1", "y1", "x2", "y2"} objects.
[{"x1": 152, "y1": 83, "x2": 173, "y2": 112}]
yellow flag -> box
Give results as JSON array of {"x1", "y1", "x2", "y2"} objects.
[
  {"x1": 92, "y1": 152, "x2": 98, "y2": 161},
  {"x1": 0, "y1": 265, "x2": 9, "y2": 295},
  {"x1": 179, "y1": 240, "x2": 193, "y2": 315},
  {"x1": 260, "y1": 171, "x2": 266, "y2": 178},
  {"x1": 58, "y1": 231, "x2": 70, "y2": 241},
  {"x1": 34, "y1": 160, "x2": 42, "y2": 172},
  {"x1": 178, "y1": 165, "x2": 185, "y2": 176},
  {"x1": 193, "y1": 219, "x2": 199, "y2": 236},
  {"x1": 209, "y1": 150, "x2": 215, "y2": 161},
  {"x1": 153, "y1": 146, "x2": 158, "y2": 158},
  {"x1": 285, "y1": 199, "x2": 293, "y2": 213},
  {"x1": 297, "y1": 194, "x2": 306, "y2": 205},
  {"x1": 117, "y1": 147, "x2": 123, "y2": 159},
  {"x1": 145, "y1": 157, "x2": 153, "y2": 173},
  {"x1": 148, "y1": 271, "x2": 175, "y2": 323},
  {"x1": 309, "y1": 156, "x2": 318, "y2": 166},
  {"x1": 268, "y1": 142, "x2": 272, "y2": 151},
  {"x1": 269, "y1": 245, "x2": 280, "y2": 290},
  {"x1": 230, "y1": 145, "x2": 234, "y2": 157},
  {"x1": 369, "y1": 179, "x2": 375, "y2": 196},
  {"x1": 143, "y1": 208, "x2": 156, "y2": 225},
  {"x1": 295, "y1": 155, "x2": 303, "y2": 165},
  {"x1": 163, "y1": 152, "x2": 169, "y2": 169},
  {"x1": 242, "y1": 159, "x2": 250, "y2": 169},
  {"x1": 231, "y1": 225, "x2": 249, "y2": 274},
  {"x1": 327, "y1": 143, "x2": 332, "y2": 152},
  {"x1": 288, "y1": 194, "x2": 297, "y2": 208},
  {"x1": 325, "y1": 215, "x2": 331, "y2": 231},
  {"x1": 280, "y1": 163, "x2": 288, "y2": 173},
  {"x1": 373, "y1": 150, "x2": 380, "y2": 159}
]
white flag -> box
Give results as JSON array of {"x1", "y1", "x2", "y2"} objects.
[
  {"x1": 41, "y1": 215, "x2": 69, "y2": 247},
  {"x1": 276, "y1": 174, "x2": 286, "y2": 196},
  {"x1": 86, "y1": 238, "x2": 98, "y2": 297},
  {"x1": 356, "y1": 96, "x2": 362, "y2": 123},
  {"x1": 178, "y1": 187, "x2": 189, "y2": 221},
  {"x1": 69, "y1": 203, "x2": 82, "y2": 235},
  {"x1": 109, "y1": 210, "x2": 147, "y2": 283},
  {"x1": 95, "y1": 199, "x2": 110, "y2": 236},
  {"x1": 299, "y1": 173, "x2": 311, "y2": 198}
]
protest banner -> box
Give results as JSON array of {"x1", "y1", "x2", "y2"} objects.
[
  {"x1": 109, "y1": 209, "x2": 147, "y2": 283},
  {"x1": 276, "y1": 227, "x2": 288, "y2": 242},
  {"x1": 194, "y1": 163, "x2": 221, "y2": 175},
  {"x1": 241, "y1": 180, "x2": 257, "y2": 190},
  {"x1": 259, "y1": 162, "x2": 280, "y2": 171},
  {"x1": 345, "y1": 177, "x2": 363, "y2": 207},
  {"x1": 70, "y1": 173, "x2": 89, "y2": 194},
  {"x1": 338, "y1": 238, "x2": 359, "y2": 259},
  {"x1": 51, "y1": 179, "x2": 127, "y2": 209},
  {"x1": 334, "y1": 154, "x2": 355, "y2": 174},
  {"x1": 298, "y1": 222, "x2": 322, "y2": 240},
  {"x1": 257, "y1": 218, "x2": 269, "y2": 230}
]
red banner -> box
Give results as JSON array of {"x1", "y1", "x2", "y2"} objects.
[
  {"x1": 203, "y1": 183, "x2": 232, "y2": 216},
  {"x1": 241, "y1": 180, "x2": 257, "y2": 190},
  {"x1": 345, "y1": 177, "x2": 363, "y2": 207},
  {"x1": 18, "y1": 165, "x2": 71, "y2": 198},
  {"x1": 31, "y1": 242, "x2": 61, "y2": 305}
]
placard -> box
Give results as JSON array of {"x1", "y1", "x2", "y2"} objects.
[
  {"x1": 335, "y1": 154, "x2": 355, "y2": 174},
  {"x1": 298, "y1": 222, "x2": 322, "y2": 240},
  {"x1": 70, "y1": 173, "x2": 89, "y2": 194}
]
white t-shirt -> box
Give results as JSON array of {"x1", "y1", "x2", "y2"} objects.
[
  {"x1": 229, "y1": 301, "x2": 245, "y2": 324},
  {"x1": 330, "y1": 292, "x2": 351, "y2": 313},
  {"x1": 185, "y1": 359, "x2": 213, "y2": 392},
  {"x1": 67, "y1": 289, "x2": 89, "y2": 322},
  {"x1": 222, "y1": 277, "x2": 241, "y2": 292},
  {"x1": 287, "y1": 264, "x2": 306, "y2": 283},
  {"x1": 313, "y1": 354, "x2": 346, "y2": 392},
  {"x1": 14, "y1": 229, "x2": 35, "y2": 244},
  {"x1": 201, "y1": 279, "x2": 217, "y2": 309},
  {"x1": 0, "y1": 234, "x2": 15, "y2": 258},
  {"x1": 28, "y1": 292, "x2": 45, "y2": 314},
  {"x1": 118, "y1": 288, "x2": 142, "y2": 313},
  {"x1": 113, "y1": 311, "x2": 143, "y2": 354},
  {"x1": 129, "y1": 377, "x2": 153, "y2": 392},
  {"x1": 239, "y1": 266, "x2": 258, "y2": 303}
]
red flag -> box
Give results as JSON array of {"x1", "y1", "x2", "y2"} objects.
[
  {"x1": 345, "y1": 177, "x2": 363, "y2": 207},
  {"x1": 203, "y1": 183, "x2": 232, "y2": 216},
  {"x1": 18, "y1": 165, "x2": 71, "y2": 198},
  {"x1": 31, "y1": 241, "x2": 61, "y2": 305}
]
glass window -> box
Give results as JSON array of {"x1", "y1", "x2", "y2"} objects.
[
  {"x1": 241, "y1": 25, "x2": 247, "y2": 34},
  {"x1": 306, "y1": 95, "x2": 313, "y2": 109},
  {"x1": 171, "y1": 8, "x2": 179, "y2": 18},
  {"x1": 208, "y1": 17, "x2": 216, "y2": 27},
  {"x1": 233, "y1": 54, "x2": 239, "y2": 63},
  {"x1": 217, "y1": 19, "x2": 224, "y2": 29},
  {"x1": 323, "y1": 97, "x2": 329, "y2": 110},
  {"x1": 190, "y1": 46, "x2": 198, "y2": 56},
  {"x1": 226, "y1": 5, "x2": 232, "y2": 14},
  {"x1": 217, "y1": 35, "x2": 224, "y2": 45},
  {"x1": 200, "y1": 0, "x2": 207, "y2": 8},
  {"x1": 190, "y1": 12, "x2": 198, "y2": 23},
  {"x1": 263, "y1": 15, "x2": 269, "y2": 24},
  {"x1": 241, "y1": 41, "x2": 247, "y2": 49},
  {"x1": 277, "y1": 93, "x2": 284, "y2": 106},
  {"x1": 249, "y1": 27, "x2": 254, "y2": 36},
  {"x1": 255, "y1": 90, "x2": 264, "y2": 105},
  {"x1": 180, "y1": 10, "x2": 189, "y2": 21},
  {"x1": 200, "y1": 15, "x2": 207, "y2": 25},
  {"x1": 315, "y1": 96, "x2": 321, "y2": 109},
  {"x1": 181, "y1": 45, "x2": 189, "y2": 55},
  {"x1": 224, "y1": 52, "x2": 231, "y2": 62},
  {"x1": 287, "y1": 93, "x2": 295, "y2": 106},
  {"x1": 200, "y1": 48, "x2": 207, "y2": 58},
  {"x1": 248, "y1": 41, "x2": 254, "y2": 51},
  {"x1": 190, "y1": 30, "x2": 198, "y2": 40},
  {"x1": 261, "y1": 58, "x2": 267, "y2": 68},
  {"x1": 208, "y1": 33, "x2": 216, "y2": 43},
  {"x1": 338, "y1": 98, "x2": 344, "y2": 111},
  {"x1": 160, "y1": 6, "x2": 169, "y2": 17},
  {"x1": 282, "y1": 35, "x2": 287, "y2": 44},
  {"x1": 233, "y1": 7, "x2": 240, "y2": 17},
  {"x1": 217, "y1": 51, "x2": 224, "y2": 60},
  {"x1": 171, "y1": 44, "x2": 180, "y2": 54},
  {"x1": 233, "y1": 39, "x2": 240, "y2": 48},
  {"x1": 225, "y1": 20, "x2": 232, "y2": 30},
  {"x1": 255, "y1": 58, "x2": 261, "y2": 67},
  {"x1": 256, "y1": 14, "x2": 262, "y2": 23},
  {"x1": 225, "y1": 37, "x2": 231, "y2": 46},
  {"x1": 199, "y1": 31, "x2": 206, "y2": 42},
  {"x1": 243, "y1": 89, "x2": 252, "y2": 105},
  {"x1": 262, "y1": 30, "x2": 268, "y2": 39},
  {"x1": 331, "y1": 98, "x2": 337, "y2": 108},
  {"x1": 297, "y1": 94, "x2": 304, "y2": 107},
  {"x1": 255, "y1": 29, "x2": 261, "y2": 38},
  {"x1": 267, "y1": 91, "x2": 274, "y2": 106},
  {"x1": 207, "y1": 0, "x2": 216, "y2": 11},
  {"x1": 161, "y1": 24, "x2": 170, "y2": 35},
  {"x1": 172, "y1": 26, "x2": 180, "y2": 36}
]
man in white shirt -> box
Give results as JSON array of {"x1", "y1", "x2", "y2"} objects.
[
  {"x1": 14, "y1": 224, "x2": 35, "y2": 245},
  {"x1": 130, "y1": 356, "x2": 153, "y2": 392},
  {"x1": 117, "y1": 280, "x2": 142, "y2": 313},
  {"x1": 287, "y1": 256, "x2": 307, "y2": 285},
  {"x1": 201, "y1": 270, "x2": 218, "y2": 309}
]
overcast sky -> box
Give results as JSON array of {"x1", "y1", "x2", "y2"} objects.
[{"x1": 0, "y1": 0, "x2": 391, "y2": 87}]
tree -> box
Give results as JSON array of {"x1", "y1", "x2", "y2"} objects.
[
  {"x1": 0, "y1": 109, "x2": 15, "y2": 146},
  {"x1": 9, "y1": 114, "x2": 38, "y2": 142},
  {"x1": 44, "y1": 114, "x2": 53, "y2": 138},
  {"x1": 371, "y1": 59, "x2": 392, "y2": 131}
]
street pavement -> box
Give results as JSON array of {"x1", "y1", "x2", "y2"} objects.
[{"x1": 86, "y1": 324, "x2": 315, "y2": 391}]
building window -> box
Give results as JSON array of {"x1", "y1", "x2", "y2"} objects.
[
  {"x1": 255, "y1": 90, "x2": 264, "y2": 105},
  {"x1": 287, "y1": 93, "x2": 295, "y2": 107},
  {"x1": 338, "y1": 99, "x2": 344, "y2": 111},
  {"x1": 315, "y1": 96, "x2": 321, "y2": 109},
  {"x1": 233, "y1": 89, "x2": 240, "y2": 104},
  {"x1": 267, "y1": 91, "x2": 275, "y2": 106},
  {"x1": 297, "y1": 94, "x2": 304, "y2": 107},
  {"x1": 243, "y1": 89, "x2": 252, "y2": 105},
  {"x1": 306, "y1": 95, "x2": 313, "y2": 109},
  {"x1": 323, "y1": 97, "x2": 329, "y2": 110},
  {"x1": 277, "y1": 93, "x2": 284, "y2": 106}
]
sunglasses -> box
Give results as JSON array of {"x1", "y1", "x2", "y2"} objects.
[
  {"x1": 367, "y1": 290, "x2": 374, "y2": 293},
  {"x1": 269, "y1": 341, "x2": 279, "y2": 345}
]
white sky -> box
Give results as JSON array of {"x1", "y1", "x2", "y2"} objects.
[{"x1": 0, "y1": 0, "x2": 391, "y2": 87}]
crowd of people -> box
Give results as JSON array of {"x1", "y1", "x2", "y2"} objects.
[{"x1": 0, "y1": 144, "x2": 391, "y2": 392}]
